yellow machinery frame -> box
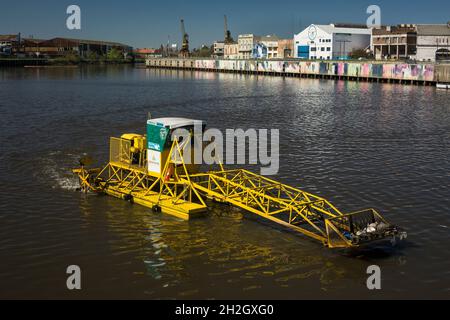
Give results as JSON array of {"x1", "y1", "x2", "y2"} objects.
[{"x1": 73, "y1": 135, "x2": 400, "y2": 248}]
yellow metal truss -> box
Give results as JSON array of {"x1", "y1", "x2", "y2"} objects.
[
  {"x1": 189, "y1": 169, "x2": 341, "y2": 245},
  {"x1": 73, "y1": 136, "x2": 399, "y2": 248}
]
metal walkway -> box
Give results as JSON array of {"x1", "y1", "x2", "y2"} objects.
[{"x1": 189, "y1": 169, "x2": 339, "y2": 244}]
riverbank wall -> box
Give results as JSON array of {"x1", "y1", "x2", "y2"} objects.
[
  {"x1": 0, "y1": 58, "x2": 140, "y2": 68},
  {"x1": 0, "y1": 58, "x2": 49, "y2": 67},
  {"x1": 146, "y1": 58, "x2": 450, "y2": 85}
]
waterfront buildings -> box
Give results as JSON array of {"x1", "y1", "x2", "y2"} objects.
[
  {"x1": 277, "y1": 39, "x2": 294, "y2": 59},
  {"x1": 415, "y1": 23, "x2": 450, "y2": 62},
  {"x1": 0, "y1": 34, "x2": 16, "y2": 47},
  {"x1": 43, "y1": 38, "x2": 132, "y2": 58},
  {"x1": 0, "y1": 34, "x2": 132, "y2": 58},
  {"x1": 238, "y1": 34, "x2": 261, "y2": 59},
  {"x1": 293, "y1": 24, "x2": 371, "y2": 60},
  {"x1": 134, "y1": 48, "x2": 162, "y2": 59},
  {"x1": 224, "y1": 42, "x2": 239, "y2": 59},
  {"x1": 0, "y1": 34, "x2": 17, "y2": 55},
  {"x1": 371, "y1": 25, "x2": 417, "y2": 60},
  {"x1": 234, "y1": 34, "x2": 292, "y2": 59},
  {"x1": 213, "y1": 41, "x2": 225, "y2": 57},
  {"x1": 370, "y1": 23, "x2": 450, "y2": 62},
  {"x1": 260, "y1": 35, "x2": 280, "y2": 59},
  {"x1": 252, "y1": 43, "x2": 268, "y2": 59}
]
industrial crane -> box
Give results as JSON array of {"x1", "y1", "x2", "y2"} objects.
[
  {"x1": 179, "y1": 19, "x2": 190, "y2": 58},
  {"x1": 224, "y1": 15, "x2": 234, "y2": 44}
]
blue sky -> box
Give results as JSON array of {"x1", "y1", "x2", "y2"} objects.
[{"x1": 1, "y1": 0, "x2": 449, "y2": 48}]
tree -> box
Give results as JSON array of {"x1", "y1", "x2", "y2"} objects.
[
  {"x1": 54, "y1": 52, "x2": 80, "y2": 65},
  {"x1": 87, "y1": 51, "x2": 99, "y2": 62},
  {"x1": 191, "y1": 45, "x2": 213, "y2": 58},
  {"x1": 349, "y1": 48, "x2": 372, "y2": 60},
  {"x1": 107, "y1": 48, "x2": 123, "y2": 61}
]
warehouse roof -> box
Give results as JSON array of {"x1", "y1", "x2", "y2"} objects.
[
  {"x1": 260, "y1": 35, "x2": 280, "y2": 41},
  {"x1": 41, "y1": 37, "x2": 131, "y2": 47},
  {"x1": 372, "y1": 25, "x2": 417, "y2": 35},
  {"x1": 416, "y1": 24, "x2": 450, "y2": 36},
  {"x1": 0, "y1": 35, "x2": 132, "y2": 48},
  {"x1": 315, "y1": 24, "x2": 372, "y2": 35},
  {"x1": 0, "y1": 35, "x2": 18, "y2": 41}
]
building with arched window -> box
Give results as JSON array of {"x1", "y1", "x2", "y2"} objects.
[{"x1": 416, "y1": 23, "x2": 450, "y2": 62}]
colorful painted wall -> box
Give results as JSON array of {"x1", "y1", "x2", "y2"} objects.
[{"x1": 148, "y1": 58, "x2": 440, "y2": 82}]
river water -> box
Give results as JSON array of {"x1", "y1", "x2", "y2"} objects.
[{"x1": 0, "y1": 65, "x2": 449, "y2": 299}]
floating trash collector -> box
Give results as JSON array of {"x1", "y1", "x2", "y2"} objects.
[{"x1": 73, "y1": 117, "x2": 407, "y2": 248}]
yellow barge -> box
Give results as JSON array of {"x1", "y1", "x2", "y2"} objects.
[{"x1": 73, "y1": 117, "x2": 406, "y2": 248}]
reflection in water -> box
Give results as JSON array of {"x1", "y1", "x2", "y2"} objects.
[
  {"x1": 75, "y1": 196, "x2": 409, "y2": 298},
  {"x1": 0, "y1": 66, "x2": 449, "y2": 299}
]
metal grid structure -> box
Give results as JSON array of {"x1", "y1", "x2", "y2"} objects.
[{"x1": 74, "y1": 135, "x2": 404, "y2": 248}]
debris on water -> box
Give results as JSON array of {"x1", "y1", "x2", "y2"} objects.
[
  {"x1": 343, "y1": 231, "x2": 352, "y2": 240},
  {"x1": 352, "y1": 221, "x2": 407, "y2": 246},
  {"x1": 356, "y1": 222, "x2": 390, "y2": 236}
]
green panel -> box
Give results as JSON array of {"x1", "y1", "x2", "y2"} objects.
[{"x1": 147, "y1": 123, "x2": 170, "y2": 151}]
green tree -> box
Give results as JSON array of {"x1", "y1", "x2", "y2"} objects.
[
  {"x1": 107, "y1": 48, "x2": 123, "y2": 61},
  {"x1": 191, "y1": 45, "x2": 213, "y2": 58},
  {"x1": 349, "y1": 48, "x2": 372, "y2": 60},
  {"x1": 52, "y1": 52, "x2": 80, "y2": 65},
  {"x1": 87, "y1": 51, "x2": 99, "y2": 63}
]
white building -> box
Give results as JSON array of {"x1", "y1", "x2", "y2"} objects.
[
  {"x1": 213, "y1": 41, "x2": 225, "y2": 57},
  {"x1": 223, "y1": 43, "x2": 239, "y2": 59},
  {"x1": 415, "y1": 23, "x2": 450, "y2": 62},
  {"x1": 238, "y1": 34, "x2": 261, "y2": 59},
  {"x1": 224, "y1": 42, "x2": 239, "y2": 59},
  {"x1": 293, "y1": 24, "x2": 371, "y2": 60},
  {"x1": 0, "y1": 35, "x2": 16, "y2": 48},
  {"x1": 260, "y1": 35, "x2": 280, "y2": 59},
  {"x1": 252, "y1": 43, "x2": 267, "y2": 59},
  {"x1": 371, "y1": 25, "x2": 417, "y2": 60}
]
